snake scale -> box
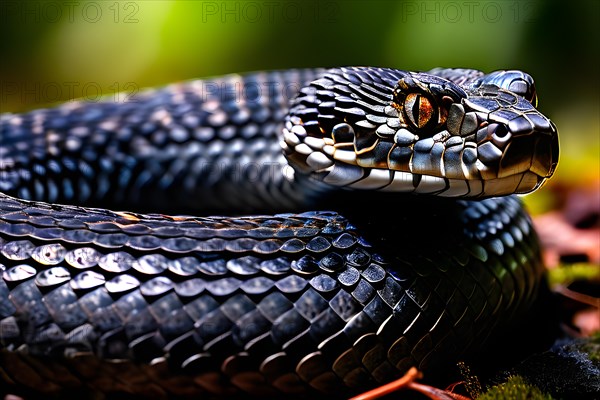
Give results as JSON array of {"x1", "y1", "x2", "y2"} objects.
[{"x1": 0, "y1": 67, "x2": 559, "y2": 398}]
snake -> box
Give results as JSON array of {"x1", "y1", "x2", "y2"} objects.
[{"x1": 0, "y1": 67, "x2": 559, "y2": 398}]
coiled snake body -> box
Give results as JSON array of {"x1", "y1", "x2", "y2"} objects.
[{"x1": 0, "y1": 67, "x2": 558, "y2": 398}]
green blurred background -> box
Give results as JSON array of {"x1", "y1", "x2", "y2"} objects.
[{"x1": 1, "y1": 0, "x2": 598, "y2": 210}]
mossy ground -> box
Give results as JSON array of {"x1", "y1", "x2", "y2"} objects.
[{"x1": 478, "y1": 376, "x2": 554, "y2": 400}]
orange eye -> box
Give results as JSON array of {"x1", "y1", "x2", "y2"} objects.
[{"x1": 404, "y1": 93, "x2": 434, "y2": 129}]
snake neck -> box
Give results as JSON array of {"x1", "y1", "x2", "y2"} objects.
[{"x1": 0, "y1": 69, "x2": 335, "y2": 215}]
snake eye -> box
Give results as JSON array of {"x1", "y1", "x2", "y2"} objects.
[{"x1": 404, "y1": 93, "x2": 434, "y2": 129}]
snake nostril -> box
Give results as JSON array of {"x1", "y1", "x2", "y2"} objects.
[
  {"x1": 493, "y1": 124, "x2": 509, "y2": 138},
  {"x1": 490, "y1": 124, "x2": 512, "y2": 149}
]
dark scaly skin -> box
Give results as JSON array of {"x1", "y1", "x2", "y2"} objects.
[
  {"x1": 0, "y1": 69, "x2": 328, "y2": 215},
  {"x1": 0, "y1": 67, "x2": 557, "y2": 398},
  {"x1": 0, "y1": 195, "x2": 543, "y2": 399}
]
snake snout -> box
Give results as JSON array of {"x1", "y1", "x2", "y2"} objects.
[
  {"x1": 493, "y1": 114, "x2": 559, "y2": 194},
  {"x1": 533, "y1": 121, "x2": 559, "y2": 179},
  {"x1": 457, "y1": 85, "x2": 559, "y2": 195}
]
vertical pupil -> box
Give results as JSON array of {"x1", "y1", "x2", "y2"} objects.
[
  {"x1": 404, "y1": 93, "x2": 434, "y2": 129},
  {"x1": 411, "y1": 95, "x2": 421, "y2": 127},
  {"x1": 404, "y1": 93, "x2": 417, "y2": 127}
]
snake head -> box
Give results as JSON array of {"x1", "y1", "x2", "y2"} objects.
[{"x1": 283, "y1": 67, "x2": 559, "y2": 197}]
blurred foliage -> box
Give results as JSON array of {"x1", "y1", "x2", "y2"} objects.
[
  {"x1": 547, "y1": 263, "x2": 600, "y2": 286},
  {"x1": 0, "y1": 0, "x2": 598, "y2": 193}
]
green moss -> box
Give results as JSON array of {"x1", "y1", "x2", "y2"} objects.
[
  {"x1": 580, "y1": 332, "x2": 600, "y2": 363},
  {"x1": 478, "y1": 376, "x2": 553, "y2": 400}
]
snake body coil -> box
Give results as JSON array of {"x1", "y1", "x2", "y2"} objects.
[{"x1": 0, "y1": 67, "x2": 558, "y2": 398}]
